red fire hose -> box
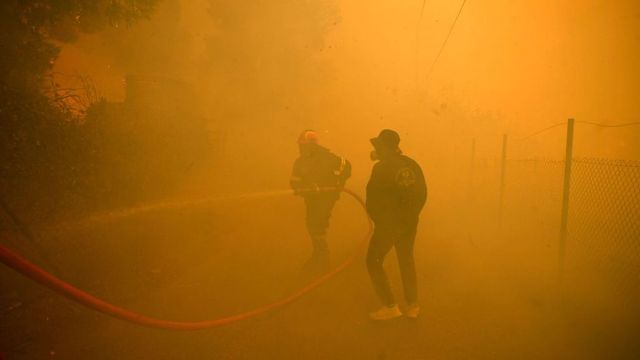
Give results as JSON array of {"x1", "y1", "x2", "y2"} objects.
[{"x1": 0, "y1": 188, "x2": 372, "y2": 330}]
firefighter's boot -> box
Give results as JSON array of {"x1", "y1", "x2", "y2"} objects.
[{"x1": 303, "y1": 235, "x2": 330, "y2": 274}]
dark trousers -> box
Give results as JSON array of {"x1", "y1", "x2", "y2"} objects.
[
  {"x1": 366, "y1": 219, "x2": 418, "y2": 306},
  {"x1": 304, "y1": 195, "x2": 337, "y2": 254}
]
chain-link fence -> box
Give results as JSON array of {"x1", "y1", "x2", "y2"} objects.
[
  {"x1": 481, "y1": 120, "x2": 640, "y2": 314},
  {"x1": 488, "y1": 141, "x2": 640, "y2": 356},
  {"x1": 566, "y1": 158, "x2": 640, "y2": 306}
]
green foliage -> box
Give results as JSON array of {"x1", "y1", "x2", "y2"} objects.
[
  {"x1": 0, "y1": 0, "x2": 171, "y2": 222},
  {"x1": 0, "y1": 0, "x2": 160, "y2": 87},
  {"x1": 14, "y1": 0, "x2": 157, "y2": 39}
]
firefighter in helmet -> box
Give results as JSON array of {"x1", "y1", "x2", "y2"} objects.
[{"x1": 290, "y1": 130, "x2": 352, "y2": 273}]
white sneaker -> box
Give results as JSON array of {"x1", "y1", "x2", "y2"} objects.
[
  {"x1": 369, "y1": 304, "x2": 402, "y2": 321},
  {"x1": 405, "y1": 304, "x2": 420, "y2": 319}
]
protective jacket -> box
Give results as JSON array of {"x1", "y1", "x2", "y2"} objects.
[
  {"x1": 366, "y1": 154, "x2": 427, "y2": 224},
  {"x1": 290, "y1": 145, "x2": 351, "y2": 198}
]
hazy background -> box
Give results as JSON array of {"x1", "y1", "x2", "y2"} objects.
[
  {"x1": 1, "y1": 1, "x2": 639, "y2": 359},
  {"x1": 48, "y1": 0, "x2": 640, "y2": 202},
  {"x1": 53, "y1": 0, "x2": 640, "y2": 151}
]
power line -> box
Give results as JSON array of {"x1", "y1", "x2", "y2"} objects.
[
  {"x1": 516, "y1": 122, "x2": 567, "y2": 141},
  {"x1": 419, "y1": 0, "x2": 427, "y2": 22},
  {"x1": 423, "y1": 0, "x2": 468, "y2": 82},
  {"x1": 576, "y1": 120, "x2": 640, "y2": 128},
  {"x1": 415, "y1": 1, "x2": 428, "y2": 87},
  {"x1": 515, "y1": 119, "x2": 640, "y2": 141}
]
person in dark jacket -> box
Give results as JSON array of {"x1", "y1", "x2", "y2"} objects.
[
  {"x1": 290, "y1": 130, "x2": 352, "y2": 273},
  {"x1": 366, "y1": 129, "x2": 427, "y2": 320}
]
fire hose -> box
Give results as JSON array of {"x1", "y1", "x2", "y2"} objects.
[{"x1": 0, "y1": 188, "x2": 372, "y2": 330}]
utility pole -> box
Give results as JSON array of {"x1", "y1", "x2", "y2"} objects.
[{"x1": 469, "y1": 138, "x2": 476, "y2": 201}]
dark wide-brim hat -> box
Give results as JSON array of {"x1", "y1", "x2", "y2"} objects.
[{"x1": 370, "y1": 129, "x2": 400, "y2": 149}]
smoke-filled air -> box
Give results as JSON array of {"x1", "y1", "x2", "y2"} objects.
[{"x1": 1, "y1": 0, "x2": 639, "y2": 359}]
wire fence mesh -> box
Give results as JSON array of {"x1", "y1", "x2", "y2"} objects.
[
  {"x1": 483, "y1": 137, "x2": 640, "y2": 319},
  {"x1": 566, "y1": 158, "x2": 640, "y2": 305},
  {"x1": 497, "y1": 154, "x2": 640, "y2": 292}
]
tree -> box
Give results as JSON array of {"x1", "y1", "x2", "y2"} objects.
[
  {"x1": 0, "y1": 0, "x2": 160, "y2": 221},
  {"x1": 1, "y1": 0, "x2": 159, "y2": 91}
]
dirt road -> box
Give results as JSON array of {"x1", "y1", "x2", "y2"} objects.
[{"x1": 0, "y1": 193, "x2": 595, "y2": 359}]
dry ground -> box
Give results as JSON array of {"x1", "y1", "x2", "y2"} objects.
[{"x1": 0, "y1": 190, "x2": 633, "y2": 359}]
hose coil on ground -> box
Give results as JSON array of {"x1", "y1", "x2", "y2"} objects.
[{"x1": 0, "y1": 188, "x2": 371, "y2": 330}]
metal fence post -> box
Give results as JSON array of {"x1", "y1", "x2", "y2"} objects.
[
  {"x1": 559, "y1": 118, "x2": 575, "y2": 277},
  {"x1": 469, "y1": 138, "x2": 476, "y2": 200},
  {"x1": 498, "y1": 134, "x2": 507, "y2": 225}
]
